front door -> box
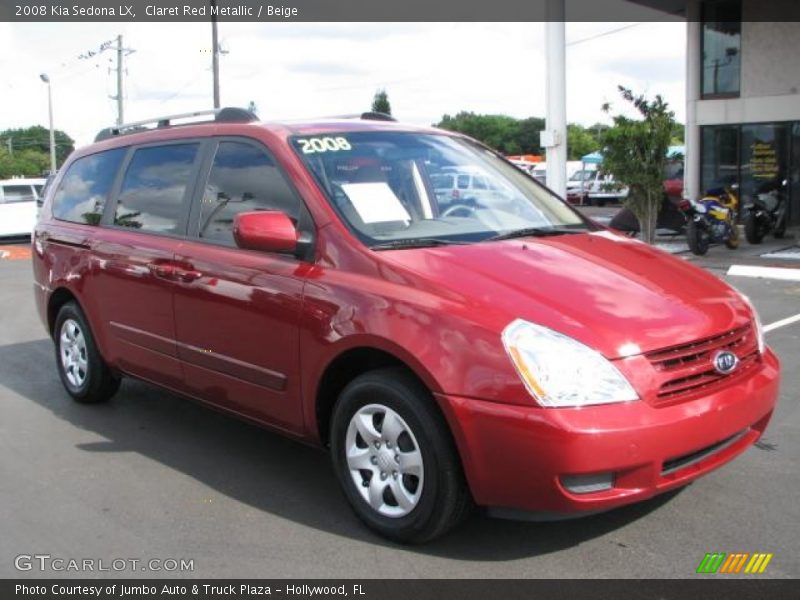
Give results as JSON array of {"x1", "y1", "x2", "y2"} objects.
[{"x1": 172, "y1": 139, "x2": 313, "y2": 434}]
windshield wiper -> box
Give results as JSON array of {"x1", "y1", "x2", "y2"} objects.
[
  {"x1": 370, "y1": 238, "x2": 468, "y2": 251},
  {"x1": 485, "y1": 226, "x2": 588, "y2": 242}
]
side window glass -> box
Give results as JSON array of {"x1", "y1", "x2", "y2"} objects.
[
  {"x1": 2, "y1": 185, "x2": 35, "y2": 203},
  {"x1": 457, "y1": 175, "x2": 469, "y2": 189},
  {"x1": 115, "y1": 143, "x2": 199, "y2": 233},
  {"x1": 52, "y1": 148, "x2": 126, "y2": 224},
  {"x1": 197, "y1": 141, "x2": 301, "y2": 245}
]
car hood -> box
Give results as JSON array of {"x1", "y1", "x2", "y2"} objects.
[{"x1": 378, "y1": 231, "x2": 752, "y2": 359}]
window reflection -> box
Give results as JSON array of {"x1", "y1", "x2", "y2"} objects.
[
  {"x1": 702, "y1": 1, "x2": 741, "y2": 97},
  {"x1": 198, "y1": 141, "x2": 301, "y2": 245},
  {"x1": 115, "y1": 144, "x2": 199, "y2": 233},
  {"x1": 52, "y1": 149, "x2": 126, "y2": 224}
]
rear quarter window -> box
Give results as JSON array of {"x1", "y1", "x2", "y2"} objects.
[
  {"x1": 52, "y1": 148, "x2": 126, "y2": 224},
  {"x1": 1, "y1": 185, "x2": 35, "y2": 203}
]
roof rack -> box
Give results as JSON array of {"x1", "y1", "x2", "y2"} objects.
[
  {"x1": 359, "y1": 111, "x2": 396, "y2": 122},
  {"x1": 324, "y1": 112, "x2": 398, "y2": 122},
  {"x1": 94, "y1": 107, "x2": 258, "y2": 142}
]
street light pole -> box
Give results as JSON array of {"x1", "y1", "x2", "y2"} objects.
[
  {"x1": 211, "y1": 0, "x2": 220, "y2": 109},
  {"x1": 40, "y1": 73, "x2": 57, "y2": 174}
]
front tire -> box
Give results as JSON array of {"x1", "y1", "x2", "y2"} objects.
[
  {"x1": 330, "y1": 368, "x2": 471, "y2": 543},
  {"x1": 54, "y1": 301, "x2": 120, "y2": 404},
  {"x1": 686, "y1": 220, "x2": 709, "y2": 255},
  {"x1": 744, "y1": 213, "x2": 765, "y2": 244}
]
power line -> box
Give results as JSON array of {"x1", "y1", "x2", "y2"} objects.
[{"x1": 567, "y1": 23, "x2": 645, "y2": 47}]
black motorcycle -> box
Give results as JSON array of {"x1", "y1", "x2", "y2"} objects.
[
  {"x1": 744, "y1": 179, "x2": 788, "y2": 244},
  {"x1": 608, "y1": 194, "x2": 689, "y2": 236}
]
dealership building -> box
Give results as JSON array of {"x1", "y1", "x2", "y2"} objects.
[{"x1": 640, "y1": 0, "x2": 800, "y2": 225}]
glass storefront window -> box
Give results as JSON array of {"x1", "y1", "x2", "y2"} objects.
[
  {"x1": 740, "y1": 123, "x2": 789, "y2": 208},
  {"x1": 702, "y1": 1, "x2": 741, "y2": 97},
  {"x1": 701, "y1": 123, "x2": 800, "y2": 226},
  {"x1": 701, "y1": 125, "x2": 740, "y2": 192}
]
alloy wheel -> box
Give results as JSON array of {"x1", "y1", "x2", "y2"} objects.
[
  {"x1": 345, "y1": 403, "x2": 424, "y2": 518},
  {"x1": 59, "y1": 318, "x2": 88, "y2": 388}
]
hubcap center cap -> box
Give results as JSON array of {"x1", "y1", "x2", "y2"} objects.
[{"x1": 376, "y1": 449, "x2": 394, "y2": 472}]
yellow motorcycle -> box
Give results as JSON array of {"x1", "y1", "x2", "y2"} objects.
[{"x1": 685, "y1": 185, "x2": 740, "y2": 256}]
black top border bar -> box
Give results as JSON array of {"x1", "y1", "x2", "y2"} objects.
[{"x1": 5, "y1": 0, "x2": 800, "y2": 22}]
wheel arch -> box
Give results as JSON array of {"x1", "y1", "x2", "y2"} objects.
[
  {"x1": 47, "y1": 287, "x2": 79, "y2": 338},
  {"x1": 314, "y1": 345, "x2": 444, "y2": 448}
]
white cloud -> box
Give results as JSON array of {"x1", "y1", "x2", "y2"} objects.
[{"x1": 1, "y1": 22, "x2": 686, "y2": 148}]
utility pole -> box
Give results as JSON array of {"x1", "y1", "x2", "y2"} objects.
[
  {"x1": 116, "y1": 34, "x2": 124, "y2": 125},
  {"x1": 79, "y1": 37, "x2": 131, "y2": 126},
  {"x1": 543, "y1": 0, "x2": 568, "y2": 199},
  {"x1": 211, "y1": 0, "x2": 220, "y2": 108},
  {"x1": 110, "y1": 35, "x2": 135, "y2": 126}
]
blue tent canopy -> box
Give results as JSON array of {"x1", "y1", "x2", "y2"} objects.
[
  {"x1": 581, "y1": 147, "x2": 684, "y2": 165},
  {"x1": 580, "y1": 151, "x2": 604, "y2": 164}
]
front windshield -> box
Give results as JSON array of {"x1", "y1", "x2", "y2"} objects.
[
  {"x1": 570, "y1": 169, "x2": 595, "y2": 182},
  {"x1": 292, "y1": 131, "x2": 588, "y2": 247}
]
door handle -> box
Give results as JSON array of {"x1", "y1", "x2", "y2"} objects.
[
  {"x1": 175, "y1": 268, "x2": 202, "y2": 283},
  {"x1": 148, "y1": 263, "x2": 177, "y2": 279}
]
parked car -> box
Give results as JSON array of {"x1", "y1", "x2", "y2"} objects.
[
  {"x1": 431, "y1": 167, "x2": 516, "y2": 216},
  {"x1": 0, "y1": 177, "x2": 46, "y2": 238},
  {"x1": 33, "y1": 108, "x2": 779, "y2": 543},
  {"x1": 566, "y1": 170, "x2": 628, "y2": 206}
]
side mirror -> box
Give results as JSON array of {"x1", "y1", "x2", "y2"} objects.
[{"x1": 233, "y1": 211, "x2": 298, "y2": 254}]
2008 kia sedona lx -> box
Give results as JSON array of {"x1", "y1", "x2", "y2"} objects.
[{"x1": 32, "y1": 108, "x2": 780, "y2": 543}]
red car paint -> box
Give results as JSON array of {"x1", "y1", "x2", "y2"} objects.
[{"x1": 32, "y1": 118, "x2": 779, "y2": 517}]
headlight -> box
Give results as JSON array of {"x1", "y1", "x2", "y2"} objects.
[
  {"x1": 501, "y1": 319, "x2": 639, "y2": 408},
  {"x1": 739, "y1": 294, "x2": 765, "y2": 354}
]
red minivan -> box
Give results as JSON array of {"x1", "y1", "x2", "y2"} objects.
[{"x1": 32, "y1": 108, "x2": 780, "y2": 543}]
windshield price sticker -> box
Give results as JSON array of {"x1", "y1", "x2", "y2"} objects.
[{"x1": 298, "y1": 137, "x2": 352, "y2": 154}]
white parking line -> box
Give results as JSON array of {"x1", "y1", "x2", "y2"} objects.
[
  {"x1": 764, "y1": 313, "x2": 800, "y2": 333},
  {"x1": 727, "y1": 265, "x2": 800, "y2": 281}
]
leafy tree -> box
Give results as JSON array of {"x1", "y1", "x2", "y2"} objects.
[
  {"x1": 567, "y1": 124, "x2": 599, "y2": 160},
  {"x1": 671, "y1": 121, "x2": 685, "y2": 144},
  {"x1": 371, "y1": 89, "x2": 392, "y2": 115},
  {"x1": 0, "y1": 147, "x2": 50, "y2": 178},
  {"x1": 0, "y1": 125, "x2": 74, "y2": 167},
  {"x1": 601, "y1": 86, "x2": 676, "y2": 243},
  {"x1": 436, "y1": 112, "x2": 543, "y2": 155}
]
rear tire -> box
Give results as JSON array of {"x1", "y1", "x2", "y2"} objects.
[
  {"x1": 54, "y1": 301, "x2": 120, "y2": 404},
  {"x1": 774, "y1": 217, "x2": 786, "y2": 239},
  {"x1": 686, "y1": 221, "x2": 709, "y2": 255},
  {"x1": 744, "y1": 214, "x2": 765, "y2": 244},
  {"x1": 330, "y1": 368, "x2": 471, "y2": 543}
]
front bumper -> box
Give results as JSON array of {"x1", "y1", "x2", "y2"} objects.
[{"x1": 437, "y1": 349, "x2": 779, "y2": 515}]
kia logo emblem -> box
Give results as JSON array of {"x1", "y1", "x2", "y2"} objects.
[{"x1": 713, "y1": 350, "x2": 739, "y2": 375}]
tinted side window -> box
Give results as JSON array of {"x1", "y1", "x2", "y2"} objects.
[
  {"x1": 197, "y1": 141, "x2": 301, "y2": 245},
  {"x1": 115, "y1": 143, "x2": 199, "y2": 233},
  {"x1": 2, "y1": 185, "x2": 35, "y2": 203},
  {"x1": 52, "y1": 149, "x2": 125, "y2": 224}
]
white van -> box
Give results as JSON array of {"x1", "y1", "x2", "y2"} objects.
[{"x1": 0, "y1": 178, "x2": 46, "y2": 238}]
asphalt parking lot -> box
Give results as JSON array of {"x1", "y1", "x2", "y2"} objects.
[{"x1": 0, "y1": 242, "x2": 798, "y2": 579}]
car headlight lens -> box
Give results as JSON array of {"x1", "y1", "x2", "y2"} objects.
[
  {"x1": 501, "y1": 319, "x2": 639, "y2": 408},
  {"x1": 740, "y1": 294, "x2": 765, "y2": 354}
]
